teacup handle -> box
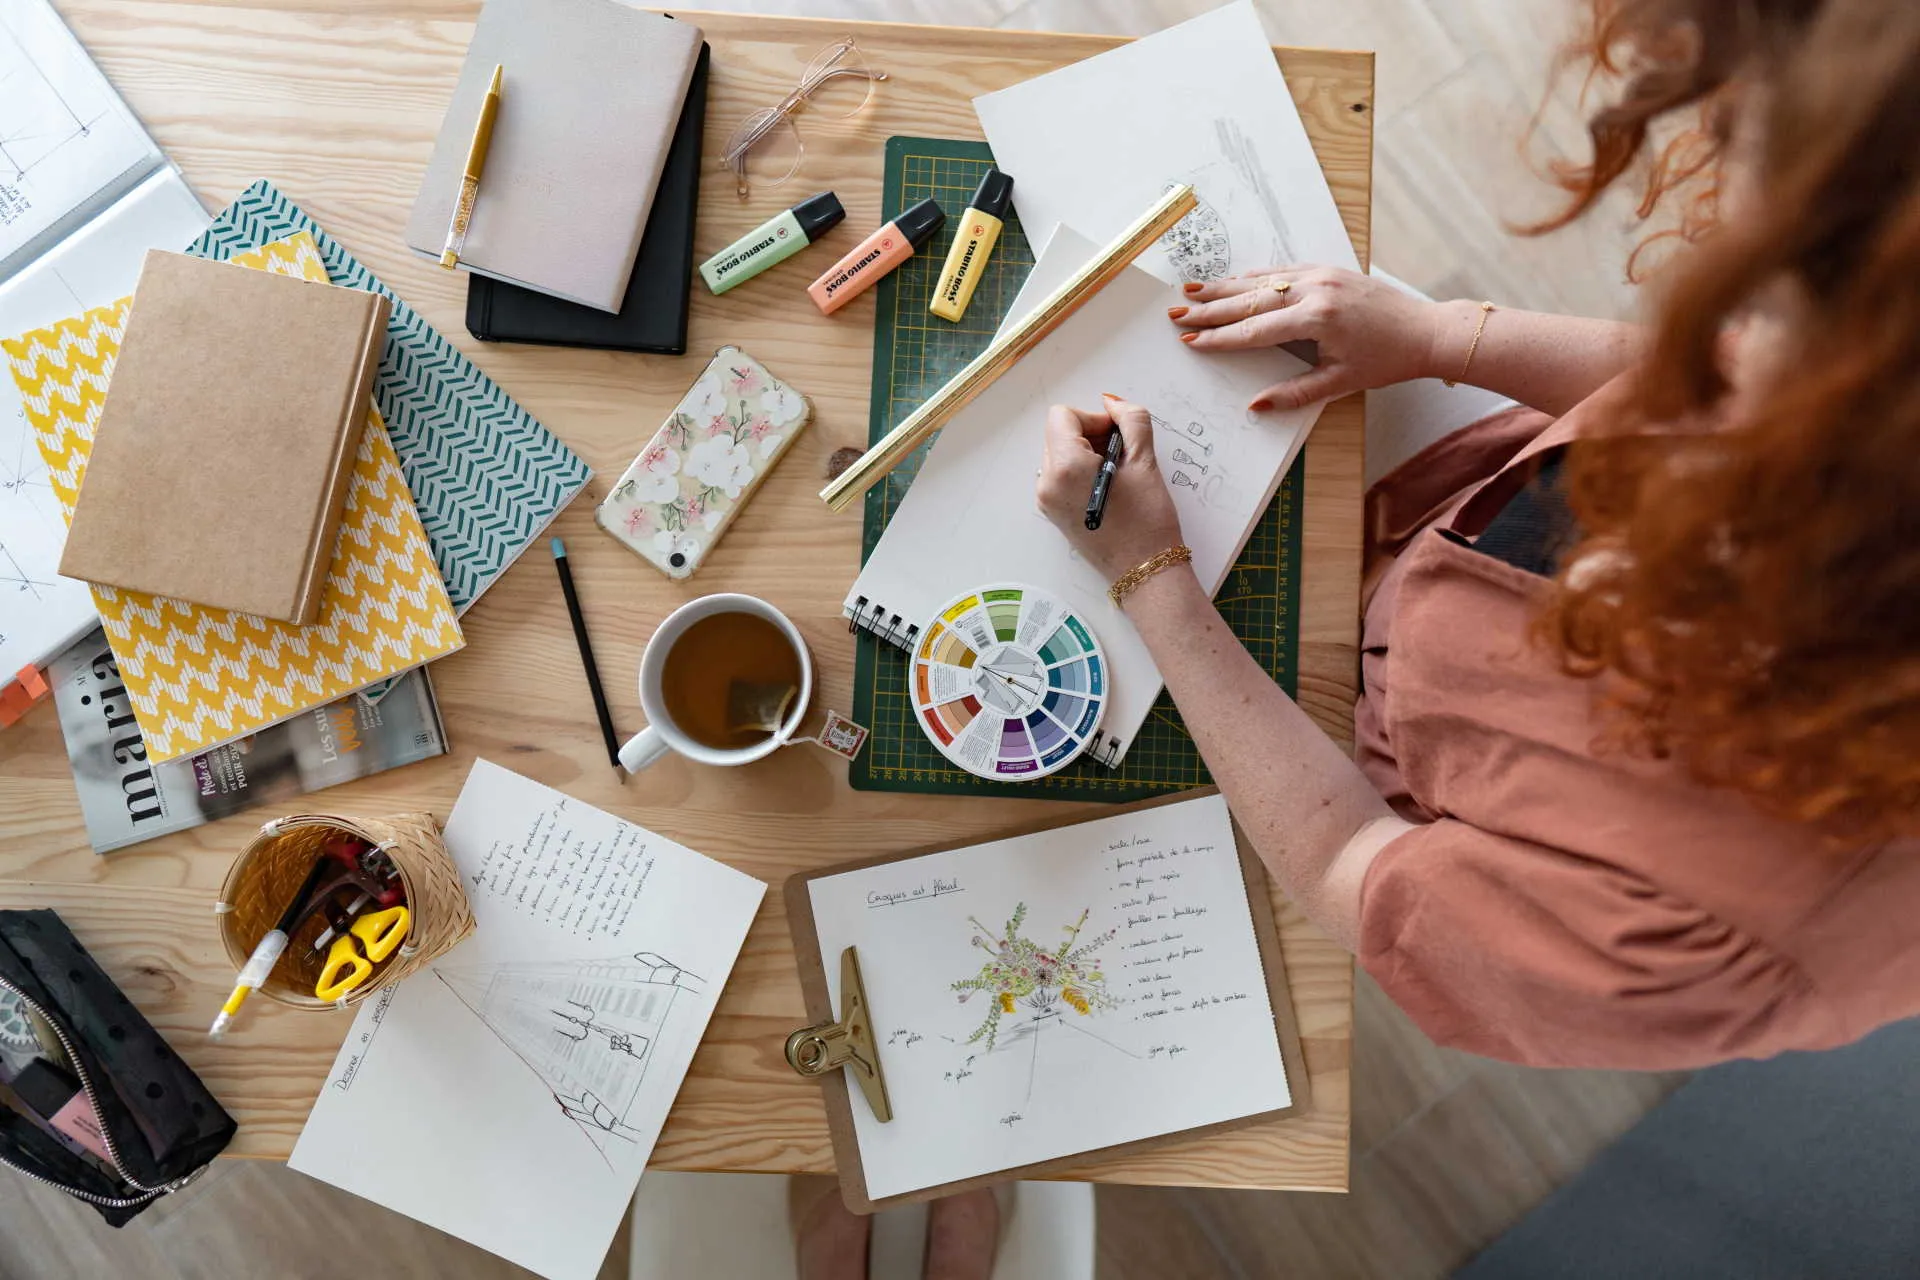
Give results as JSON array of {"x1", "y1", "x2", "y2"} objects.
[{"x1": 618, "y1": 726, "x2": 671, "y2": 774}]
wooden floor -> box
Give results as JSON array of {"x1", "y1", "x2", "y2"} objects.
[{"x1": 2, "y1": 0, "x2": 1675, "y2": 1276}]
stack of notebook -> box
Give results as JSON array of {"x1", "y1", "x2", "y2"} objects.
[
  {"x1": 405, "y1": 0, "x2": 711, "y2": 354},
  {"x1": 2, "y1": 182, "x2": 594, "y2": 769},
  {"x1": 3, "y1": 235, "x2": 467, "y2": 763}
]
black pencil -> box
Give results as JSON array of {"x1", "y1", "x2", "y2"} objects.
[{"x1": 551, "y1": 538, "x2": 625, "y2": 782}]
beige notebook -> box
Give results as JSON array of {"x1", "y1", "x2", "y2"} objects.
[
  {"x1": 55, "y1": 250, "x2": 389, "y2": 625},
  {"x1": 405, "y1": 0, "x2": 702, "y2": 312}
]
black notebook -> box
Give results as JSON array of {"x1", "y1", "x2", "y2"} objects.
[{"x1": 465, "y1": 43, "x2": 708, "y2": 354}]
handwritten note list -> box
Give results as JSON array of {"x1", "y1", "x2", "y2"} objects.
[
  {"x1": 807, "y1": 793, "x2": 1294, "y2": 1200},
  {"x1": 465, "y1": 795, "x2": 658, "y2": 941}
]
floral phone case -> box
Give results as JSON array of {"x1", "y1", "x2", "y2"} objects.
[{"x1": 596, "y1": 346, "x2": 812, "y2": 579}]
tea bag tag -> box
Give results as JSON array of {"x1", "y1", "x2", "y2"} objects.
[{"x1": 789, "y1": 710, "x2": 870, "y2": 761}]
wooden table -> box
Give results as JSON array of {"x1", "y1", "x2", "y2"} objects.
[{"x1": 1, "y1": 5, "x2": 1370, "y2": 1193}]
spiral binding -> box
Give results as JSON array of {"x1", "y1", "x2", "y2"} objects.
[{"x1": 846, "y1": 596, "x2": 920, "y2": 650}]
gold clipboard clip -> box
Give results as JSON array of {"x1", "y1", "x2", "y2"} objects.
[{"x1": 784, "y1": 946, "x2": 892, "y2": 1123}]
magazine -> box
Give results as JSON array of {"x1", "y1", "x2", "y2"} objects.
[{"x1": 49, "y1": 629, "x2": 449, "y2": 854}]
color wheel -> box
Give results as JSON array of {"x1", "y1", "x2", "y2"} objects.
[{"x1": 911, "y1": 584, "x2": 1107, "y2": 780}]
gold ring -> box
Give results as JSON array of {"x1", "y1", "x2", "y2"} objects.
[{"x1": 1267, "y1": 277, "x2": 1291, "y2": 295}]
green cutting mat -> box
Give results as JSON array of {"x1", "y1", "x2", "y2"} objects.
[{"x1": 849, "y1": 136, "x2": 1304, "y2": 802}]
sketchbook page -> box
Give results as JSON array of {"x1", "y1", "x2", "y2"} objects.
[
  {"x1": 289, "y1": 760, "x2": 767, "y2": 1280},
  {"x1": 847, "y1": 227, "x2": 1317, "y2": 761},
  {"x1": 808, "y1": 793, "x2": 1289, "y2": 1199},
  {"x1": 0, "y1": 0, "x2": 164, "y2": 279},
  {"x1": 973, "y1": 0, "x2": 1357, "y2": 287},
  {"x1": 0, "y1": 168, "x2": 206, "y2": 679}
]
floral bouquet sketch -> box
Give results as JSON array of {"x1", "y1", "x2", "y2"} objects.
[{"x1": 952, "y1": 904, "x2": 1117, "y2": 1051}]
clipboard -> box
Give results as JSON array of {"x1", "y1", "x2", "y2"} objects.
[{"x1": 782, "y1": 789, "x2": 1313, "y2": 1213}]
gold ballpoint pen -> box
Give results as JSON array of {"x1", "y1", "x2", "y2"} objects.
[{"x1": 441, "y1": 63, "x2": 503, "y2": 269}]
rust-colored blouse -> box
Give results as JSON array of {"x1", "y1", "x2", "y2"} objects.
[{"x1": 1355, "y1": 383, "x2": 1920, "y2": 1070}]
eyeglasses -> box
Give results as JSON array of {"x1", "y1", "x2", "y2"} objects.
[{"x1": 723, "y1": 38, "x2": 888, "y2": 200}]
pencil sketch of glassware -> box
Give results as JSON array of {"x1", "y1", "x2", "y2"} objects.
[
  {"x1": 437, "y1": 951, "x2": 703, "y2": 1168},
  {"x1": 1148, "y1": 411, "x2": 1214, "y2": 456},
  {"x1": 1170, "y1": 470, "x2": 1199, "y2": 491},
  {"x1": 1171, "y1": 448, "x2": 1209, "y2": 474}
]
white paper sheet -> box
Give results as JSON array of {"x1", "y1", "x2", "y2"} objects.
[
  {"x1": 289, "y1": 760, "x2": 767, "y2": 1280},
  {"x1": 0, "y1": 0, "x2": 162, "y2": 275},
  {"x1": 846, "y1": 226, "x2": 1319, "y2": 763},
  {"x1": 974, "y1": 0, "x2": 1357, "y2": 285},
  {"x1": 808, "y1": 793, "x2": 1289, "y2": 1199},
  {"x1": 0, "y1": 168, "x2": 206, "y2": 682}
]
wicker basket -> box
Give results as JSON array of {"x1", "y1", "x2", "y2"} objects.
[{"x1": 216, "y1": 812, "x2": 474, "y2": 1010}]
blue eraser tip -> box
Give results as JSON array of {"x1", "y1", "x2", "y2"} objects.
[{"x1": 551, "y1": 537, "x2": 566, "y2": 558}]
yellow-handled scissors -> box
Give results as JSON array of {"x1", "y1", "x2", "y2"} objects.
[{"x1": 315, "y1": 905, "x2": 411, "y2": 1002}]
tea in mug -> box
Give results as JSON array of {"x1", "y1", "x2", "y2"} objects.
[{"x1": 661, "y1": 611, "x2": 803, "y2": 749}]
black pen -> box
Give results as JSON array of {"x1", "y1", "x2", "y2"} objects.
[
  {"x1": 552, "y1": 538, "x2": 625, "y2": 783},
  {"x1": 1084, "y1": 425, "x2": 1125, "y2": 530}
]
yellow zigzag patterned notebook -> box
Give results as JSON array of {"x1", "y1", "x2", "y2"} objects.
[{"x1": 2, "y1": 234, "x2": 464, "y2": 763}]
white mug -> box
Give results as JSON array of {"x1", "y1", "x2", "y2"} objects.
[{"x1": 617, "y1": 594, "x2": 814, "y2": 773}]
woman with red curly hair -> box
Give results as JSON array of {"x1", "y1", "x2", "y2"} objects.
[{"x1": 1034, "y1": 0, "x2": 1920, "y2": 1070}]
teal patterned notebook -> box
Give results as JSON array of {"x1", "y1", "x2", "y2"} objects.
[{"x1": 186, "y1": 181, "x2": 591, "y2": 614}]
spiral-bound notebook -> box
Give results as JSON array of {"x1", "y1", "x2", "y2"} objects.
[{"x1": 843, "y1": 225, "x2": 1320, "y2": 769}]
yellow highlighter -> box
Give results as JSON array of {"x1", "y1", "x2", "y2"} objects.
[{"x1": 929, "y1": 168, "x2": 1014, "y2": 323}]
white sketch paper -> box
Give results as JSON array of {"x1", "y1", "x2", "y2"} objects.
[
  {"x1": 807, "y1": 793, "x2": 1290, "y2": 1200},
  {"x1": 846, "y1": 227, "x2": 1320, "y2": 764},
  {"x1": 974, "y1": 0, "x2": 1357, "y2": 284},
  {"x1": 290, "y1": 760, "x2": 767, "y2": 1280}
]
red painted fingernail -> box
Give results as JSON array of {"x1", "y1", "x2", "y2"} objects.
[
  {"x1": 1178, "y1": 332, "x2": 1197, "y2": 344},
  {"x1": 1101, "y1": 391, "x2": 1124, "y2": 401},
  {"x1": 1182, "y1": 282, "x2": 1204, "y2": 295},
  {"x1": 1166, "y1": 305, "x2": 1189, "y2": 320},
  {"x1": 1249, "y1": 398, "x2": 1274, "y2": 411}
]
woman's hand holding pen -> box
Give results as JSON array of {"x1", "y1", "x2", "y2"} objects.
[
  {"x1": 1167, "y1": 264, "x2": 1443, "y2": 411},
  {"x1": 1035, "y1": 394, "x2": 1188, "y2": 589}
]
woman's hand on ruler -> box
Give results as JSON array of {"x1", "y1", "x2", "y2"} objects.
[
  {"x1": 1036, "y1": 396, "x2": 1185, "y2": 583},
  {"x1": 1168, "y1": 264, "x2": 1443, "y2": 411}
]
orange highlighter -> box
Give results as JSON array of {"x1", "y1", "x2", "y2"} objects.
[{"x1": 807, "y1": 198, "x2": 945, "y2": 315}]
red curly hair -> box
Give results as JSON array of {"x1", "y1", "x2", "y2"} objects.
[{"x1": 1536, "y1": 0, "x2": 1920, "y2": 840}]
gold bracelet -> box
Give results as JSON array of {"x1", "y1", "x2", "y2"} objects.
[
  {"x1": 1108, "y1": 544, "x2": 1193, "y2": 606},
  {"x1": 1443, "y1": 301, "x2": 1495, "y2": 388}
]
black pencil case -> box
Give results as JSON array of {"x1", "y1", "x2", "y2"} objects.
[{"x1": 0, "y1": 909, "x2": 235, "y2": 1224}]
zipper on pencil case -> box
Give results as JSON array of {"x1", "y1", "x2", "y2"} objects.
[{"x1": 0, "y1": 974, "x2": 207, "y2": 1208}]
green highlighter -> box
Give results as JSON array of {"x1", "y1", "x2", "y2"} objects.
[{"x1": 699, "y1": 191, "x2": 846, "y2": 295}]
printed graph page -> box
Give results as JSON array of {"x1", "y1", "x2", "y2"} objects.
[
  {"x1": 0, "y1": 167, "x2": 205, "y2": 678},
  {"x1": 0, "y1": 0, "x2": 161, "y2": 274},
  {"x1": 807, "y1": 793, "x2": 1290, "y2": 1199}
]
